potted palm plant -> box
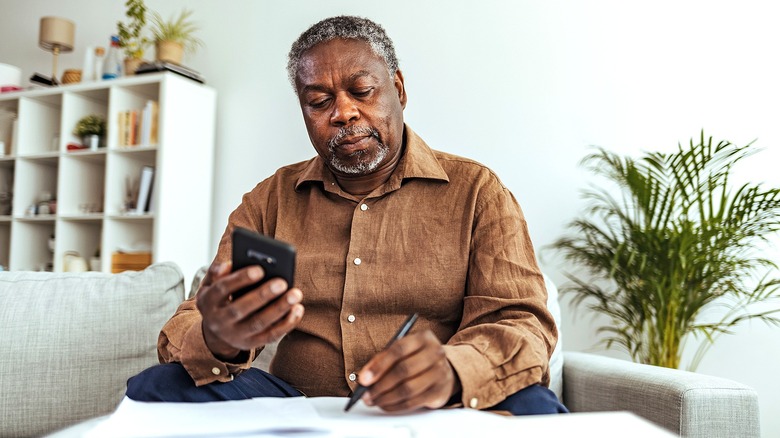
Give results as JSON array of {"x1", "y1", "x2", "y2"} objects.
[
  {"x1": 73, "y1": 114, "x2": 106, "y2": 150},
  {"x1": 551, "y1": 132, "x2": 780, "y2": 370},
  {"x1": 149, "y1": 8, "x2": 203, "y2": 65},
  {"x1": 116, "y1": 0, "x2": 151, "y2": 75}
]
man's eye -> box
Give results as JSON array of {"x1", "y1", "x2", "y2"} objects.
[
  {"x1": 352, "y1": 88, "x2": 372, "y2": 97},
  {"x1": 309, "y1": 98, "x2": 330, "y2": 108}
]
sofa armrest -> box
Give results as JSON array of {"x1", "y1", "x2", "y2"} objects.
[{"x1": 562, "y1": 352, "x2": 760, "y2": 438}]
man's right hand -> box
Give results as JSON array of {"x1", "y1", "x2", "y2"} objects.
[{"x1": 196, "y1": 261, "x2": 305, "y2": 361}]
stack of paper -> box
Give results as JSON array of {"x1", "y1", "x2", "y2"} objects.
[{"x1": 86, "y1": 396, "x2": 510, "y2": 437}]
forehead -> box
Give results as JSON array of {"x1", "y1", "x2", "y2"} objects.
[{"x1": 296, "y1": 38, "x2": 388, "y2": 88}]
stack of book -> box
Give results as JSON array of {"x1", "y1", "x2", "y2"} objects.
[
  {"x1": 135, "y1": 61, "x2": 205, "y2": 84},
  {"x1": 117, "y1": 100, "x2": 158, "y2": 147}
]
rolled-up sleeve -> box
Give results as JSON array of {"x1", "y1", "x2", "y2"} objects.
[
  {"x1": 443, "y1": 182, "x2": 557, "y2": 410},
  {"x1": 158, "y1": 297, "x2": 257, "y2": 386}
]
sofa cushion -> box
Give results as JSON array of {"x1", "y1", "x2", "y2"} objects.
[
  {"x1": 543, "y1": 273, "x2": 564, "y2": 401},
  {"x1": 0, "y1": 262, "x2": 185, "y2": 437}
]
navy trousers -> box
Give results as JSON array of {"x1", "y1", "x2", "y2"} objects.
[{"x1": 126, "y1": 363, "x2": 568, "y2": 415}]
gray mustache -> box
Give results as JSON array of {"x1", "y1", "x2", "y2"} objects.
[{"x1": 328, "y1": 126, "x2": 380, "y2": 150}]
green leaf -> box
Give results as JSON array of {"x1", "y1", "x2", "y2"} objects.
[{"x1": 547, "y1": 132, "x2": 780, "y2": 369}]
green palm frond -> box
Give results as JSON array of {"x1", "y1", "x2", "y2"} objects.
[{"x1": 550, "y1": 131, "x2": 780, "y2": 369}]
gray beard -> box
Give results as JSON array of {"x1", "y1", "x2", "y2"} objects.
[
  {"x1": 327, "y1": 126, "x2": 388, "y2": 175},
  {"x1": 329, "y1": 143, "x2": 388, "y2": 175}
]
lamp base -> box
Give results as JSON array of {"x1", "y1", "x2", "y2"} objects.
[{"x1": 30, "y1": 72, "x2": 57, "y2": 86}]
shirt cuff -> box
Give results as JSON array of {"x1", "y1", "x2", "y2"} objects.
[
  {"x1": 179, "y1": 321, "x2": 256, "y2": 386},
  {"x1": 443, "y1": 343, "x2": 542, "y2": 410}
]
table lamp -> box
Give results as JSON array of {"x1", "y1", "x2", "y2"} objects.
[{"x1": 38, "y1": 17, "x2": 75, "y2": 85}]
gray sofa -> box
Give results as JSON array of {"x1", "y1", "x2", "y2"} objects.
[{"x1": 0, "y1": 263, "x2": 760, "y2": 437}]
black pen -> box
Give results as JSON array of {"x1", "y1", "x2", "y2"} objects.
[{"x1": 344, "y1": 313, "x2": 419, "y2": 412}]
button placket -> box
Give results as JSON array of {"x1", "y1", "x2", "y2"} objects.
[{"x1": 342, "y1": 198, "x2": 374, "y2": 387}]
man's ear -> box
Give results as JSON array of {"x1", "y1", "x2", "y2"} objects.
[{"x1": 394, "y1": 69, "x2": 407, "y2": 109}]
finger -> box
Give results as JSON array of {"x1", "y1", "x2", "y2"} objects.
[
  {"x1": 378, "y1": 373, "x2": 451, "y2": 412},
  {"x1": 198, "y1": 265, "x2": 264, "y2": 310},
  {"x1": 358, "y1": 333, "x2": 426, "y2": 387},
  {"x1": 366, "y1": 344, "x2": 439, "y2": 401},
  {"x1": 203, "y1": 288, "x2": 303, "y2": 353},
  {"x1": 206, "y1": 279, "x2": 291, "y2": 334},
  {"x1": 245, "y1": 303, "x2": 305, "y2": 347},
  {"x1": 230, "y1": 277, "x2": 288, "y2": 312},
  {"x1": 237, "y1": 287, "x2": 302, "y2": 334},
  {"x1": 201, "y1": 260, "x2": 232, "y2": 286}
]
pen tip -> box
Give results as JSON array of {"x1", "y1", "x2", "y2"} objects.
[{"x1": 344, "y1": 395, "x2": 361, "y2": 412}]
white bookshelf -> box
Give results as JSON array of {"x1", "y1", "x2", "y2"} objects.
[{"x1": 0, "y1": 73, "x2": 216, "y2": 280}]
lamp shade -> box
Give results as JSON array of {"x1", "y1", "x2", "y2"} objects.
[{"x1": 39, "y1": 17, "x2": 75, "y2": 53}]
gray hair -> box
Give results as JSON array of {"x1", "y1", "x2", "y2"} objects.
[{"x1": 287, "y1": 16, "x2": 399, "y2": 93}]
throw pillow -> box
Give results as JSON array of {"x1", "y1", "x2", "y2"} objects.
[{"x1": 0, "y1": 262, "x2": 184, "y2": 437}]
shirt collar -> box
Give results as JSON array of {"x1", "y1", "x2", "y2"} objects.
[{"x1": 295, "y1": 124, "x2": 449, "y2": 191}]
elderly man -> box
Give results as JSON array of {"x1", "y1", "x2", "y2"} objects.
[{"x1": 127, "y1": 15, "x2": 567, "y2": 415}]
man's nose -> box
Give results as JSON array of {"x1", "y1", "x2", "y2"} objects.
[{"x1": 330, "y1": 94, "x2": 359, "y2": 125}]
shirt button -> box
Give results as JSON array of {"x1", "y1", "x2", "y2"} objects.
[
  {"x1": 347, "y1": 314, "x2": 356, "y2": 323},
  {"x1": 360, "y1": 204, "x2": 368, "y2": 211},
  {"x1": 348, "y1": 373, "x2": 357, "y2": 382},
  {"x1": 469, "y1": 398, "x2": 478, "y2": 409},
  {"x1": 353, "y1": 257, "x2": 362, "y2": 265},
  {"x1": 211, "y1": 367, "x2": 221, "y2": 376}
]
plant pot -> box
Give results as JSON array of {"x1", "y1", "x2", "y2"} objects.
[
  {"x1": 82, "y1": 134, "x2": 102, "y2": 150},
  {"x1": 156, "y1": 40, "x2": 184, "y2": 64},
  {"x1": 124, "y1": 57, "x2": 145, "y2": 76}
]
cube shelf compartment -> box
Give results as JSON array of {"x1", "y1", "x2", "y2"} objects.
[{"x1": 0, "y1": 73, "x2": 216, "y2": 280}]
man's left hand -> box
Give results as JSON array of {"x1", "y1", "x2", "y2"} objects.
[{"x1": 357, "y1": 330, "x2": 461, "y2": 412}]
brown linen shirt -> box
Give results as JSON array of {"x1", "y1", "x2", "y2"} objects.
[{"x1": 158, "y1": 125, "x2": 557, "y2": 409}]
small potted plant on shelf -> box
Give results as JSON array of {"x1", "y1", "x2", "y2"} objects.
[
  {"x1": 149, "y1": 8, "x2": 203, "y2": 65},
  {"x1": 117, "y1": 0, "x2": 151, "y2": 74},
  {"x1": 73, "y1": 114, "x2": 106, "y2": 150}
]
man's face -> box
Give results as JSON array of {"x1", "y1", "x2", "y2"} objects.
[{"x1": 295, "y1": 38, "x2": 407, "y2": 176}]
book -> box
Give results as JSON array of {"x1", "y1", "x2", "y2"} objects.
[
  {"x1": 135, "y1": 61, "x2": 205, "y2": 84},
  {"x1": 149, "y1": 101, "x2": 159, "y2": 145},
  {"x1": 133, "y1": 166, "x2": 154, "y2": 214},
  {"x1": 128, "y1": 110, "x2": 138, "y2": 146},
  {"x1": 117, "y1": 111, "x2": 126, "y2": 147},
  {"x1": 139, "y1": 101, "x2": 150, "y2": 146},
  {"x1": 118, "y1": 108, "x2": 152, "y2": 147},
  {"x1": 138, "y1": 100, "x2": 159, "y2": 146}
]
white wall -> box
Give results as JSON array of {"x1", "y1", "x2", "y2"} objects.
[{"x1": 2, "y1": 1, "x2": 779, "y2": 435}]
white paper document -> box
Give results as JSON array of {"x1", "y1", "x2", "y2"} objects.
[
  {"x1": 85, "y1": 396, "x2": 509, "y2": 437},
  {"x1": 86, "y1": 396, "x2": 674, "y2": 437}
]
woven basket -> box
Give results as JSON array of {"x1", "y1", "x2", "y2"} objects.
[{"x1": 61, "y1": 69, "x2": 82, "y2": 84}]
